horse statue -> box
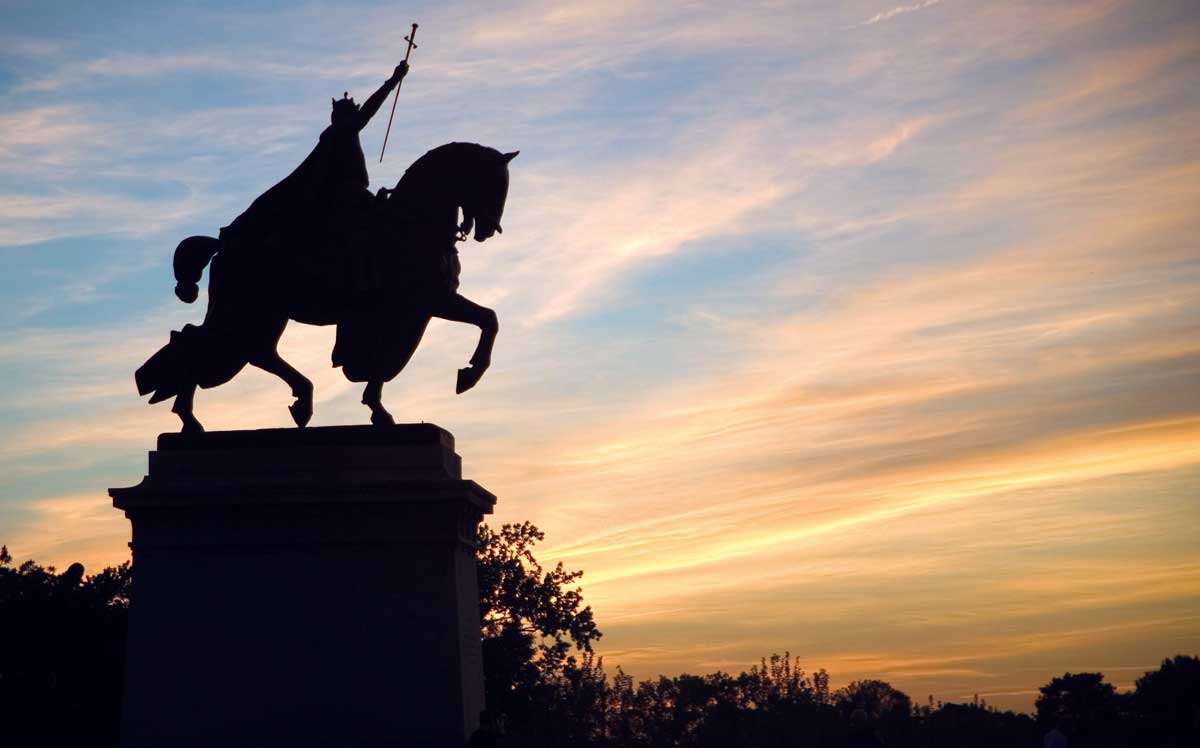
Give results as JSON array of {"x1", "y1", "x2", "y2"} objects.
[{"x1": 135, "y1": 142, "x2": 517, "y2": 433}]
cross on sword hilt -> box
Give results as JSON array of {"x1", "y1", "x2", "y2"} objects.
[{"x1": 379, "y1": 22, "x2": 419, "y2": 163}]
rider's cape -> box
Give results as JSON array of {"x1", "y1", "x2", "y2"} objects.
[{"x1": 222, "y1": 120, "x2": 372, "y2": 251}]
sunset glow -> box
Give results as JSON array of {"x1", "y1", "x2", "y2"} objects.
[{"x1": 1, "y1": 0, "x2": 1197, "y2": 711}]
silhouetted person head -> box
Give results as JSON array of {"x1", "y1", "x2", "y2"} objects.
[{"x1": 331, "y1": 93, "x2": 359, "y2": 127}]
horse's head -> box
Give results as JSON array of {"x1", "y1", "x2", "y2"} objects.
[
  {"x1": 393, "y1": 143, "x2": 518, "y2": 242},
  {"x1": 460, "y1": 148, "x2": 518, "y2": 242}
]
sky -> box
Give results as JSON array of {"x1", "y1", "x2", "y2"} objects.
[{"x1": 1, "y1": 0, "x2": 1198, "y2": 712}]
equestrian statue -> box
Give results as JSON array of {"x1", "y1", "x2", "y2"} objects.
[{"x1": 134, "y1": 53, "x2": 518, "y2": 433}]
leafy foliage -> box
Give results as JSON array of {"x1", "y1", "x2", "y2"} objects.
[
  {"x1": 1035, "y1": 670, "x2": 1126, "y2": 746},
  {"x1": 0, "y1": 548, "x2": 132, "y2": 747},
  {"x1": 836, "y1": 679, "x2": 914, "y2": 745},
  {"x1": 476, "y1": 521, "x2": 602, "y2": 732},
  {"x1": 478, "y1": 521, "x2": 601, "y2": 656},
  {"x1": 1133, "y1": 655, "x2": 1200, "y2": 746}
]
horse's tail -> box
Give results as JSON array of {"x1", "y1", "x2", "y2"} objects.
[{"x1": 172, "y1": 235, "x2": 221, "y2": 303}]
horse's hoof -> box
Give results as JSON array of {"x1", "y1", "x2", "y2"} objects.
[
  {"x1": 180, "y1": 417, "x2": 205, "y2": 435},
  {"x1": 456, "y1": 366, "x2": 484, "y2": 394},
  {"x1": 370, "y1": 410, "x2": 395, "y2": 427},
  {"x1": 289, "y1": 398, "x2": 312, "y2": 428}
]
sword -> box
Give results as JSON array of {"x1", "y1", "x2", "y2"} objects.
[{"x1": 379, "y1": 22, "x2": 419, "y2": 163}]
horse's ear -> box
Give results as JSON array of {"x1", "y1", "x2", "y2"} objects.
[
  {"x1": 331, "y1": 98, "x2": 336, "y2": 106},
  {"x1": 502, "y1": 150, "x2": 520, "y2": 163}
]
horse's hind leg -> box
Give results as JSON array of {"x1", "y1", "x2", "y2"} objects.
[
  {"x1": 353, "y1": 312, "x2": 430, "y2": 428},
  {"x1": 250, "y1": 347, "x2": 314, "y2": 428},
  {"x1": 362, "y1": 380, "x2": 394, "y2": 426},
  {"x1": 171, "y1": 382, "x2": 203, "y2": 435}
]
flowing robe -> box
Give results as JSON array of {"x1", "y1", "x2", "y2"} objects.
[{"x1": 221, "y1": 75, "x2": 400, "y2": 257}]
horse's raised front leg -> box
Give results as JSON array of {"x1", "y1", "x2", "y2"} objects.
[
  {"x1": 431, "y1": 293, "x2": 498, "y2": 394},
  {"x1": 362, "y1": 380, "x2": 395, "y2": 426},
  {"x1": 250, "y1": 349, "x2": 314, "y2": 428}
]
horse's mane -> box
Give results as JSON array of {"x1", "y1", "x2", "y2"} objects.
[{"x1": 395, "y1": 142, "x2": 501, "y2": 195}]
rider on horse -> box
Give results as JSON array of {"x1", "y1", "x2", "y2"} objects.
[
  {"x1": 220, "y1": 61, "x2": 410, "y2": 256},
  {"x1": 137, "y1": 49, "x2": 516, "y2": 433}
]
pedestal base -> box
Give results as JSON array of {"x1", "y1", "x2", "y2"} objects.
[{"x1": 110, "y1": 424, "x2": 494, "y2": 748}]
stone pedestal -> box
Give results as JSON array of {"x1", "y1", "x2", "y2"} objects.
[{"x1": 110, "y1": 424, "x2": 494, "y2": 748}]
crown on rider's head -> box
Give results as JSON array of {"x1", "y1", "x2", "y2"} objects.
[{"x1": 331, "y1": 91, "x2": 359, "y2": 122}]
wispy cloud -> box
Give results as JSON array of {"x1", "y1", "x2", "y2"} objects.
[
  {"x1": 864, "y1": 0, "x2": 945, "y2": 26},
  {"x1": 862, "y1": 0, "x2": 942, "y2": 27},
  {"x1": 2, "y1": 0, "x2": 1198, "y2": 712}
]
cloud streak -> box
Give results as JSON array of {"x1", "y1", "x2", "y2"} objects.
[
  {"x1": 1, "y1": 0, "x2": 1198, "y2": 712},
  {"x1": 862, "y1": 0, "x2": 942, "y2": 26}
]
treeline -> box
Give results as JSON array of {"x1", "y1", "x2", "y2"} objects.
[
  {"x1": 485, "y1": 649, "x2": 1199, "y2": 747},
  {"x1": 476, "y1": 524, "x2": 1199, "y2": 747},
  {"x1": 2, "y1": 530, "x2": 1198, "y2": 747}
]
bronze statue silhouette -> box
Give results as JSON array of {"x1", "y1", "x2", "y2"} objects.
[{"x1": 135, "y1": 61, "x2": 517, "y2": 433}]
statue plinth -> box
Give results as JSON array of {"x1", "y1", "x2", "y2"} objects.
[{"x1": 111, "y1": 424, "x2": 494, "y2": 748}]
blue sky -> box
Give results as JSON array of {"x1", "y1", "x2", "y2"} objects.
[{"x1": 2, "y1": 0, "x2": 1199, "y2": 710}]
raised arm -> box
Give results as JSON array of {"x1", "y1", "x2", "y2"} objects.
[{"x1": 356, "y1": 62, "x2": 408, "y2": 131}]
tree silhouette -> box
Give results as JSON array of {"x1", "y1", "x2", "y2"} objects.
[
  {"x1": 917, "y1": 701, "x2": 1035, "y2": 748},
  {"x1": 476, "y1": 521, "x2": 602, "y2": 734},
  {"x1": 1036, "y1": 671, "x2": 1124, "y2": 746},
  {"x1": 478, "y1": 522, "x2": 601, "y2": 655},
  {"x1": 836, "y1": 679, "x2": 913, "y2": 745},
  {"x1": 0, "y1": 547, "x2": 131, "y2": 747},
  {"x1": 836, "y1": 679, "x2": 911, "y2": 719},
  {"x1": 1134, "y1": 655, "x2": 1200, "y2": 747}
]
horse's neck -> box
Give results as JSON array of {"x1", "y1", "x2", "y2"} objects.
[{"x1": 395, "y1": 169, "x2": 460, "y2": 229}]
